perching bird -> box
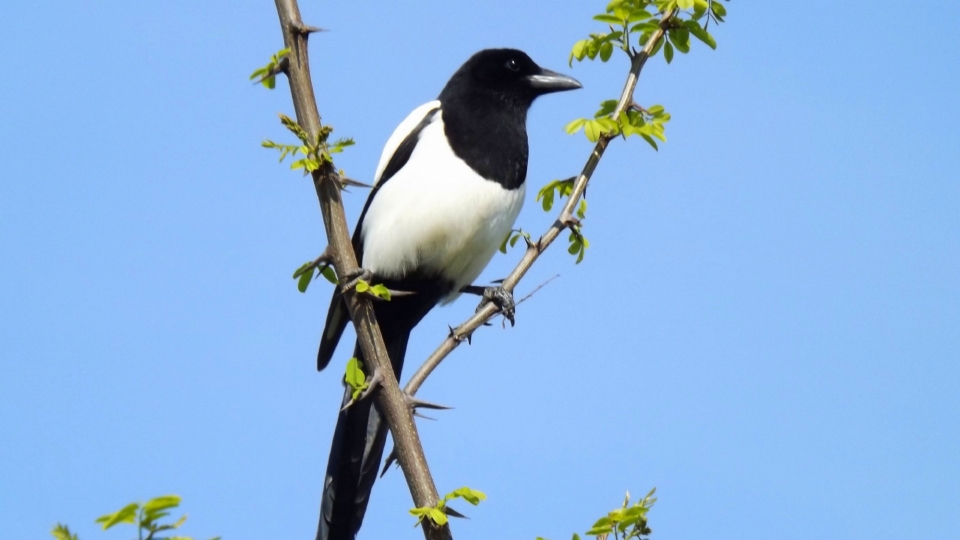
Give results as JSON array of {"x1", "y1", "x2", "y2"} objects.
[{"x1": 315, "y1": 48, "x2": 581, "y2": 540}]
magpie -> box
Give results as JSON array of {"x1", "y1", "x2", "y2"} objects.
[{"x1": 315, "y1": 48, "x2": 581, "y2": 540}]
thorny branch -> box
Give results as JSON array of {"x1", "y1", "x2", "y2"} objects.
[
  {"x1": 403, "y1": 9, "x2": 679, "y2": 398},
  {"x1": 271, "y1": 1, "x2": 451, "y2": 539}
]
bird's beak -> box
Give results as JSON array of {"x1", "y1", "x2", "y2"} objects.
[{"x1": 525, "y1": 68, "x2": 582, "y2": 93}]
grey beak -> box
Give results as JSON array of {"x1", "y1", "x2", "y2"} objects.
[{"x1": 526, "y1": 68, "x2": 583, "y2": 93}]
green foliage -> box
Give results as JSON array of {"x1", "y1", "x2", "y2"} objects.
[
  {"x1": 249, "y1": 48, "x2": 290, "y2": 89},
  {"x1": 568, "y1": 225, "x2": 590, "y2": 264},
  {"x1": 410, "y1": 487, "x2": 487, "y2": 528},
  {"x1": 538, "y1": 489, "x2": 657, "y2": 540},
  {"x1": 344, "y1": 358, "x2": 369, "y2": 401},
  {"x1": 584, "y1": 489, "x2": 656, "y2": 539},
  {"x1": 292, "y1": 259, "x2": 338, "y2": 293},
  {"x1": 537, "y1": 178, "x2": 576, "y2": 212},
  {"x1": 566, "y1": 0, "x2": 725, "y2": 144},
  {"x1": 51, "y1": 525, "x2": 78, "y2": 540},
  {"x1": 500, "y1": 229, "x2": 533, "y2": 254},
  {"x1": 569, "y1": 0, "x2": 724, "y2": 66},
  {"x1": 54, "y1": 495, "x2": 219, "y2": 540},
  {"x1": 355, "y1": 279, "x2": 391, "y2": 300},
  {"x1": 262, "y1": 114, "x2": 354, "y2": 176},
  {"x1": 565, "y1": 99, "x2": 670, "y2": 148}
]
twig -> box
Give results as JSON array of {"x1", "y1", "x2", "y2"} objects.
[
  {"x1": 270, "y1": 2, "x2": 450, "y2": 540},
  {"x1": 516, "y1": 274, "x2": 560, "y2": 306},
  {"x1": 403, "y1": 9, "x2": 679, "y2": 399}
]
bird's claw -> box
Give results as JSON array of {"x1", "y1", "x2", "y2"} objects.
[
  {"x1": 461, "y1": 284, "x2": 517, "y2": 326},
  {"x1": 481, "y1": 286, "x2": 516, "y2": 326},
  {"x1": 340, "y1": 267, "x2": 374, "y2": 293}
]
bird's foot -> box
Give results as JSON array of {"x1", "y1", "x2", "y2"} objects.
[
  {"x1": 340, "y1": 267, "x2": 375, "y2": 293},
  {"x1": 462, "y1": 284, "x2": 516, "y2": 326}
]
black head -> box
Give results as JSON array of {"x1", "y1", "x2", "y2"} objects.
[
  {"x1": 436, "y1": 49, "x2": 581, "y2": 191},
  {"x1": 439, "y1": 48, "x2": 581, "y2": 108}
]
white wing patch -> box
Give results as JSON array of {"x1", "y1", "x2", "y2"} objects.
[
  {"x1": 373, "y1": 100, "x2": 442, "y2": 185},
  {"x1": 361, "y1": 111, "x2": 525, "y2": 303}
]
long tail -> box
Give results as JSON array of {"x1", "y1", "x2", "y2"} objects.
[{"x1": 316, "y1": 333, "x2": 410, "y2": 540}]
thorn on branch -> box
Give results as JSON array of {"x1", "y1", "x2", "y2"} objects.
[
  {"x1": 339, "y1": 176, "x2": 372, "y2": 190},
  {"x1": 380, "y1": 446, "x2": 399, "y2": 478},
  {"x1": 404, "y1": 394, "x2": 453, "y2": 412},
  {"x1": 443, "y1": 507, "x2": 468, "y2": 519},
  {"x1": 447, "y1": 325, "x2": 472, "y2": 345},
  {"x1": 293, "y1": 22, "x2": 326, "y2": 35}
]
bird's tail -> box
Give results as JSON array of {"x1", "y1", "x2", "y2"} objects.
[{"x1": 316, "y1": 333, "x2": 410, "y2": 540}]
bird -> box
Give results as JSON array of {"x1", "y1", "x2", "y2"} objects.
[{"x1": 315, "y1": 48, "x2": 581, "y2": 540}]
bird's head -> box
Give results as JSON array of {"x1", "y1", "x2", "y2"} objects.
[{"x1": 441, "y1": 48, "x2": 582, "y2": 107}]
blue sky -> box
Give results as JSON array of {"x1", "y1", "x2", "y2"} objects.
[{"x1": 1, "y1": 2, "x2": 958, "y2": 540}]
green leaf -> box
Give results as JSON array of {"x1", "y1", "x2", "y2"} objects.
[
  {"x1": 599, "y1": 41, "x2": 614, "y2": 62},
  {"x1": 711, "y1": 0, "x2": 727, "y2": 18},
  {"x1": 677, "y1": 0, "x2": 694, "y2": 9},
  {"x1": 355, "y1": 279, "x2": 370, "y2": 293},
  {"x1": 297, "y1": 268, "x2": 313, "y2": 293},
  {"x1": 593, "y1": 14, "x2": 623, "y2": 25},
  {"x1": 663, "y1": 40, "x2": 674, "y2": 63},
  {"x1": 51, "y1": 524, "x2": 78, "y2": 540},
  {"x1": 344, "y1": 358, "x2": 367, "y2": 400},
  {"x1": 428, "y1": 508, "x2": 448, "y2": 526},
  {"x1": 564, "y1": 118, "x2": 588, "y2": 134},
  {"x1": 450, "y1": 487, "x2": 487, "y2": 505},
  {"x1": 292, "y1": 261, "x2": 313, "y2": 279},
  {"x1": 668, "y1": 27, "x2": 691, "y2": 53},
  {"x1": 569, "y1": 40, "x2": 589, "y2": 66},
  {"x1": 320, "y1": 266, "x2": 338, "y2": 284},
  {"x1": 369, "y1": 283, "x2": 392, "y2": 300},
  {"x1": 584, "y1": 120, "x2": 602, "y2": 142},
  {"x1": 685, "y1": 20, "x2": 716, "y2": 49},
  {"x1": 330, "y1": 137, "x2": 356, "y2": 154},
  {"x1": 143, "y1": 495, "x2": 181, "y2": 514},
  {"x1": 594, "y1": 99, "x2": 618, "y2": 118},
  {"x1": 95, "y1": 503, "x2": 139, "y2": 530},
  {"x1": 627, "y1": 8, "x2": 652, "y2": 22},
  {"x1": 640, "y1": 134, "x2": 659, "y2": 150},
  {"x1": 499, "y1": 231, "x2": 511, "y2": 254}
]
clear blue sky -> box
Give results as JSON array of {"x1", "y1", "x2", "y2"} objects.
[{"x1": 2, "y1": 2, "x2": 958, "y2": 539}]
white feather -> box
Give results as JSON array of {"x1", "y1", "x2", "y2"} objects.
[
  {"x1": 373, "y1": 101, "x2": 441, "y2": 185},
  {"x1": 361, "y1": 109, "x2": 525, "y2": 303}
]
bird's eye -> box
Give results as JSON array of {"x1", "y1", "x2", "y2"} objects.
[{"x1": 505, "y1": 58, "x2": 520, "y2": 72}]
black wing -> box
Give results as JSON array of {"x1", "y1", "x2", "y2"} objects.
[{"x1": 316, "y1": 105, "x2": 441, "y2": 371}]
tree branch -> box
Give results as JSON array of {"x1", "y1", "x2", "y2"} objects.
[
  {"x1": 270, "y1": 2, "x2": 451, "y2": 539},
  {"x1": 404, "y1": 9, "x2": 679, "y2": 398}
]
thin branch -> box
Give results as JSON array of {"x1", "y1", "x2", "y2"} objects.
[
  {"x1": 271, "y1": 2, "x2": 450, "y2": 539},
  {"x1": 404, "y1": 9, "x2": 679, "y2": 398},
  {"x1": 515, "y1": 274, "x2": 560, "y2": 307}
]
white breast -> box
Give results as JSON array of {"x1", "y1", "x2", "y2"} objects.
[{"x1": 360, "y1": 111, "x2": 525, "y2": 303}]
